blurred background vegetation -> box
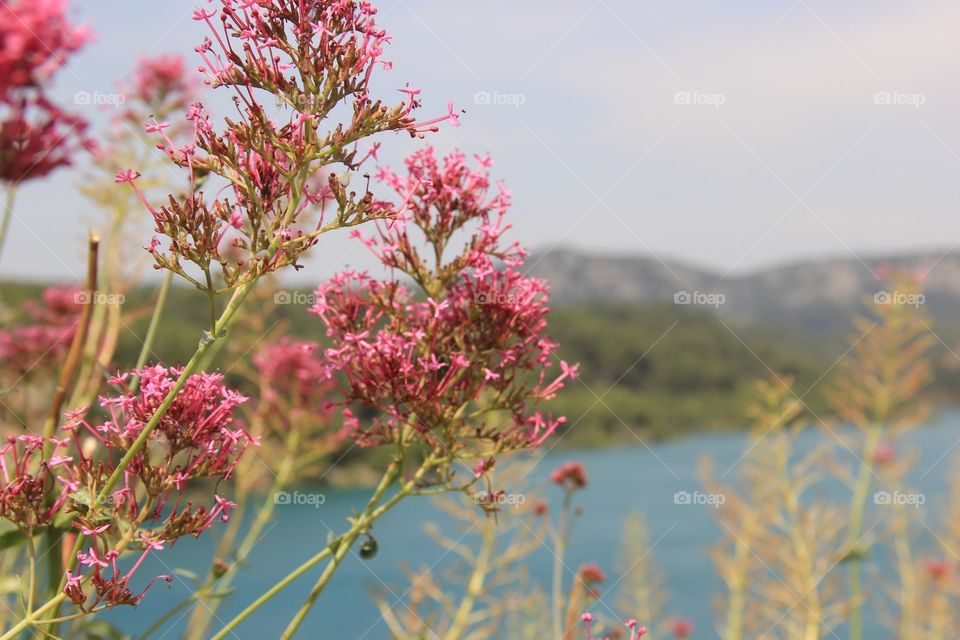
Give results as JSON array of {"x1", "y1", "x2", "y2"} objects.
[{"x1": 12, "y1": 279, "x2": 953, "y2": 448}]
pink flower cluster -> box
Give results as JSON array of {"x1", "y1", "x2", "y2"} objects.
[
  {"x1": 0, "y1": 0, "x2": 91, "y2": 182},
  {"x1": 310, "y1": 148, "x2": 577, "y2": 456},
  {"x1": 50, "y1": 365, "x2": 252, "y2": 608},
  {"x1": 65, "y1": 366, "x2": 252, "y2": 502},
  {"x1": 251, "y1": 339, "x2": 348, "y2": 449},
  {"x1": 65, "y1": 543, "x2": 174, "y2": 610},
  {"x1": 551, "y1": 461, "x2": 588, "y2": 490},
  {"x1": 0, "y1": 285, "x2": 82, "y2": 374},
  {"x1": 253, "y1": 339, "x2": 330, "y2": 408},
  {"x1": 190, "y1": 0, "x2": 456, "y2": 136},
  {"x1": 1, "y1": 365, "x2": 249, "y2": 609},
  {"x1": 0, "y1": 434, "x2": 76, "y2": 531},
  {"x1": 0, "y1": 98, "x2": 90, "y2": 182},
  {"x1": 128, "y1": 54, "x2": 195, "y2": 111},
  {"x1": 0, "y1": 0, "x2": 88, "y2": 95},
  {"x1": 120, "y1": 0, "x2": 458, "y2": 289},
  {"x1": 96, "y1": 54, "x2": 199, "y2": 160}
]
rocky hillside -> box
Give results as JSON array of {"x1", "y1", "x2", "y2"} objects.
[{"x1": 526, "y1": 248, "x2": 960, "y2": 335}]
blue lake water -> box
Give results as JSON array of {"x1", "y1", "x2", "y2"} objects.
[{"x1": 103, "y1": 409, "x2": 960, "y2": 639}]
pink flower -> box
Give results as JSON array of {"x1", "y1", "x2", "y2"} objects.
[
  {"x1": 210, "y1": 495, "x2": 237, "y2": 523},
  {"x1": 581, "y1": 613, "x2": 596, "y2": 639},
  {"x1": 672, "y1": 619, "x2": 695, "y2": 639},
  {"x1": 191, "y1": 8, "x2": 216, "y2": 21},
  {"x1": 77, "y1": 548, "x2": 109, "y2": 569},
  {"x1": 65, "y1": 366, "x2": 252, "y2": 546},
  {"x1": 925, "y1": 559, "x2": 952, "y2": 582},
  {"x1": 626, "y1": 619, "x2": 648, "y2": 640},
  {"x1": 139, "y1": 533, "x2": 165, "y2": 551},
  {"x1": 114, "y1": 169, "x2": 141, "y2": 184},
  {"x1": 0, "y1": 96, "x2": 90, "y2": 182},
  {"x1": 79, "y1": 524, "x2": 110, "y2": 536},
  {"x1": 578, "y1": 563, "x2": 606, "y2": 585},
  {"x1": 144, "y1": 119, "x2": 170, "y2": 133},
  {"x1": 873, "y1": 441, "x2": 896, "y2": 465},
  {"x1": 551, "y1": 461, "x2": 587, "y2": 490},
  {"x1": 64, "y1": 571, "x2": 82, "y2": 590}
]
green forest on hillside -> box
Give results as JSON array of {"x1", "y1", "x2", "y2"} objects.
[
  {"x1": 2, "y1": 280, "x2": 855, "y2": 445},
  {"x1": 10, "y1": 279, "x2": 960, "y2": 446}
]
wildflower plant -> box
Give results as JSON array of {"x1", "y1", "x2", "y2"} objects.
[
  {"x1": 0, "y1": 0, "x2": 475, "y2": 636},
  {"x1": 702, "y1": 272, "x2": 938, "y2": 640},
  {"x1": 313, "y1": 148, "x2": 578, "y2": 459},
  {"x1": 200, "y1": 147, "x2": 577, "y2": 639},
  {"x1": 0, "y1": 0, "x2": 586, "y2": 635},
  {"x1": 119, "y1": 0, "x2": 460, "y2": 295}
]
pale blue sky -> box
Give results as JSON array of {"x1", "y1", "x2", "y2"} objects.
[{"x1": 4, "y1": 0, "x2": 960, "y2": 284}]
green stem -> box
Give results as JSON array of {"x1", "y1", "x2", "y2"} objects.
[
  {"x1": 277, "y1": 524, "x2": 363, "y2": 640},
  {"x1": 195, "y1": 283, "x2": 251, "y2": 373},
  {"x1": 0, "y1": 594, "x2": 65, "y2": 640},
  {"x1": 551, "y1": 490, "x2": 573, "y2": 638},
  {"x1": 204, "y1": 269, "x2": 217, "y2": 333},
  {"x1": 26, "y1": 535, "x2": 37, "y2": 616},
  {"x1": 211, "y1": 454, "x2": 444, "y2": 640},
  {"x1": 442, "y1": 521, "x2": 495, "y2": 640},
  {"x1": 207, "y1": 544, "x2": 336, "y2": 640},
  {"x1": 278, "y1": 454, "x2": 407, "y2": 640},
  {"x1": 132, "y1": 270, "x2": 173, "y2": 388},
  {"x1": 0, "y1": 186, "x2": 16, "y2": 262},
  {"x1": 846, "y1": 422, "x2": 882, "y2": 640},
  {"x1": 41, "y1": 530, "x2": 63, "y2": 606}
]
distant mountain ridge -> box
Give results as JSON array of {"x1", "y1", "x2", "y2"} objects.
[{"x1": 526, "y1": 248, "x2": 960, "y2": 334}]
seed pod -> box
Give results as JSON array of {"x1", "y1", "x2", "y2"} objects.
[{"x1": 359, "y1": 536, "x2": 378, "y2": 560}]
